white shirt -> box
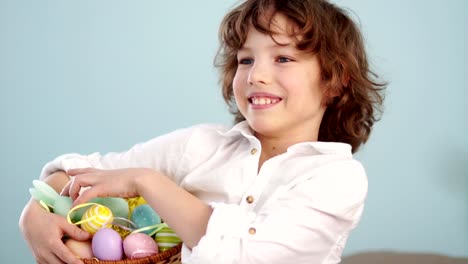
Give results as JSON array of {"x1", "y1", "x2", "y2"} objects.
[{"x1": 41, "y1": 121, "x2": 368, "y2": 264}]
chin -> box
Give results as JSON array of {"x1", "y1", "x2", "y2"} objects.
[{"x1": 246, "y1": 118, "x2": 282, "y2": 137}]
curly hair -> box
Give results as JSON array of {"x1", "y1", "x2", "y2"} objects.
[{"x1": 215, "y1": 0, "x2": 386, "y2": 153}]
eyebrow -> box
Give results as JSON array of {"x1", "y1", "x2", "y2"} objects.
[{"x1": 239, "y1": 42, "x2": 295, "y2": 52}]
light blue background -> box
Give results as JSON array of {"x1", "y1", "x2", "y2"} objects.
[{"x1": 1, "y1": 0, "x2": 467, "y2": 263}]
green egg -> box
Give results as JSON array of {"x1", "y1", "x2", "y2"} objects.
[
  {"x1": 29, "y1": 188, "x2": 43, "y2": 204},
  {"x1": 70, "y1": 205, "x2": 89, "y2": 223},
  {"x1": 30, "y1": 180, "x2": 60, "y2": 206},
  {"x1": 53, "y1": 196, "x2": 73, "y2": 217},
  {"x1": 155, "y1": 226, "x2": 182, "y2": 251},
  {"x1": 131, "y1": 204, "x2": 161, "y2": 235}
]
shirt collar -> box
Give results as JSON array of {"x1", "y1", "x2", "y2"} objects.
[
  {"x1": 218, "y1": 121, "x2": 352, "y2": 156},
  {"x1": 218, "y1": 121, "x2": 256, "y2": 139},
  {"x1": 287, "y1": 142, "x2": 352, "y2": 157}
]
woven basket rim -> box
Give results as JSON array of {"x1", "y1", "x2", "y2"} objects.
[{"x1": 82, "y1": 243, "x2": 182, "y2": 264}]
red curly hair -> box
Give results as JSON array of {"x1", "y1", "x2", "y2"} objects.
[{"x1": 215, "y1": 0, "x2": 386, "y2": 153}]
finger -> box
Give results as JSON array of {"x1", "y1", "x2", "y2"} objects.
[
  {"x1": 37, "y1": 249, "x2": 66, "y2": 264},
  {"x1": 68, "y1": 173, "x2": 98, "y2": 201},
  {"x1": 60, "y1": 181, "x2": 72, "y2": 196},
  {"x1": 60, "y1": 219, "x2": 91, "y2": 241},
  {"x1": 35, "y1": 243, "x2": 64, "y2": 264},
  {"x1": 48, "y1": 218, "x2": 88, "y2": 264},
  {"x1": 67, "y1": 167, "x2": 100, "y2": 176},
  {"x1": 68, "y1": 177, "x2": 82, "y2": 201},
  {"x1": 54, "y1": 244, "x2": 84, "y2": 264},
  {"x1": 73, "y1": 186, "x2": 106, "y2": 206}
]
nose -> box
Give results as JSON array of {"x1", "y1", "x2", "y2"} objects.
[{"x1": 247, "y1": 61, "x2": 271, "y2": 85}]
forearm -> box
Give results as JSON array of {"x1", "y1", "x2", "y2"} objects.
[
  {"x1": 136, "y1": 170, "x2": 212, "y2": 249},
  {"x1": 44, "y1": 170, "x2": 71, "y2": 193}
]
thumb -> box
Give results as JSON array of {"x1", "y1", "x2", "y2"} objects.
[{"x1": 60, "y1": 220, "x2": 91, "y2": 241}]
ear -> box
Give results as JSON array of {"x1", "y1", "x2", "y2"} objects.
[
  {"x1": 341, "y1": 72, "x2": 350, "y2": 88},
  {"x1": 322, "y1": 86, "x2": 339, "y2": 106},
  {"x1": 326, "y1": 71, "x2": 349, "y2": 99},
  {"x1": 326, "y1": 86, "x2": 341, "y2": 98}
]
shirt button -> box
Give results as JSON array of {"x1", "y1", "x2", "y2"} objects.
[
  {"x1": 248, "y1": 227, "x2": 256, "y2": 235},
  {"x1": 250, "y1": 148, "x2": 258, "y2": 155},
  {"x1": 246, "y1": 195, "x2": 254, "y2": 203}
]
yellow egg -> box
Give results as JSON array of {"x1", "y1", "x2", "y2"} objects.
[{"x1": 80, "y1": 204, "x2": 113, "y2": 235}]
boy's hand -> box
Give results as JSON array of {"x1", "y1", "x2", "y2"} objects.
[
  {"x1": 62, "y1": 167, "x2": 154, "y2": 205},
  {"x1": 19, "y1": 199, "x2": 91, "y2": 264}
]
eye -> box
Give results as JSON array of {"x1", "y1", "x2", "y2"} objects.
[
  {"x1": 238, "y1": 58, "x2": 253, "y2": 65},
  {"x1": 276, "y1": 56, "x2": 292, "y2": 63}
]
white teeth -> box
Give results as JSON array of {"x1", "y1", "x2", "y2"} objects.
[{"x1": 251, "y1": 97, "x2": 279, "y2": 105}]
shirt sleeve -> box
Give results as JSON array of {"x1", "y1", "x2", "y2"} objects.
[
  {"x1": 184, "y1": 160, "x2": 368, "y2": 264},
  {"x1": 39, "y1": 126, "x2": 195, "y2": 184}
]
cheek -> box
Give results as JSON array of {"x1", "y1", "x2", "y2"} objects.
[
  {"x1": 232, "y1": 71, "x2": 244, "y2": 99},
  {"x1": 283, "y1": 75, "x2": 323, "y2": 104},
  {"x1": 232, "y1": 71, "x2": 249, "y2": 114}
]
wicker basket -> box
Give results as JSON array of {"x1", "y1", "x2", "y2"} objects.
[{"x1": 82, "y1": 243, "x2": 182, "y2": 264}]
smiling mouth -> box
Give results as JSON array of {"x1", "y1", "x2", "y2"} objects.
[{"x1": 248, "y1": 97, "x2": 282, "y2": 105}]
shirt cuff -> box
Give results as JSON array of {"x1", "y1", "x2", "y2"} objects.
[{"x1": 39, "y1": 152, "x2": 103, "y2": 179}]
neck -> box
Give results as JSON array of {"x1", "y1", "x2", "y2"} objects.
[{"x1": 255, "y1": 129, "x2": 319, "y2": 171}]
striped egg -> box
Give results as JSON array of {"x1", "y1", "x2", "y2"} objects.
[
  {"x1": 155, "y1": 226, "x2": 182, "y2": 252},
  {"x1": 80, "y1": 204, "x2": 114, "y2": 235}
]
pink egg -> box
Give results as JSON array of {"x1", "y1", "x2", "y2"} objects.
[
  {"x1": 123, "y1": 232, "x2": 159, "y2": 259},
  {"x1": 92, "y1": 228, "x2": 123, "y2": 260}
]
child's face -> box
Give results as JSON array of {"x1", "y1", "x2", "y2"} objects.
[{"x1": 233, "y1": 13, "x2": 327, "y2": 141}]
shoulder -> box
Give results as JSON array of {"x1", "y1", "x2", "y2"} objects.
[
  {"x1": 277, "y1": 155, "x2": 368, "y2": 220},
  {"x1": 296, "y1": 154, "x2": 367, "y2": 192},
  {"x1": 320, "y1": 158, "x2": 366, "y2": 180},
  {"x1": 285, "y1": 143, "x2": 368, "y2": 196},
  {"x1": 308, "y1": 158, "x2": 368, "y2": 217}
]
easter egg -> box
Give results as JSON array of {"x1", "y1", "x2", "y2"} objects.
[
  {"x1": 69, "y1": 198, "x2": 106, "y2": 223},
  {"x1": 65, "y1": 239, "x2": 93, "y2": 259},
  {"x1": 30, "y1": 180, "x2": 60, "y2": 206},
  {"x1": 53, "y1": 196, "x2": 73, "y2": 217},
  {"x1": 155, "y1": 226, "x2": 182, "y2": 252},
  {"x1": 92, "y1": 228, "x2": 123, "y2": 260},
  {"x1": 80, "y1": 204, "x2": 113, "y2": 235},
  {"x1": 69, "y1": 205, "x2": 89, "y2": 223},
  {"x1": 92, "y1": 197, "x2": 129, "y2": 219},
  {"x1": 123, "y1": 233, "x2": 158, "y2": 259},
  {"x1": 130, "y1": 204, "x2": 161, "y2": 235}
]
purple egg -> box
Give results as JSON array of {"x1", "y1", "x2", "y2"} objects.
[{"x1": 92, "y1": 228, "x2": 123, "y2": 260}]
